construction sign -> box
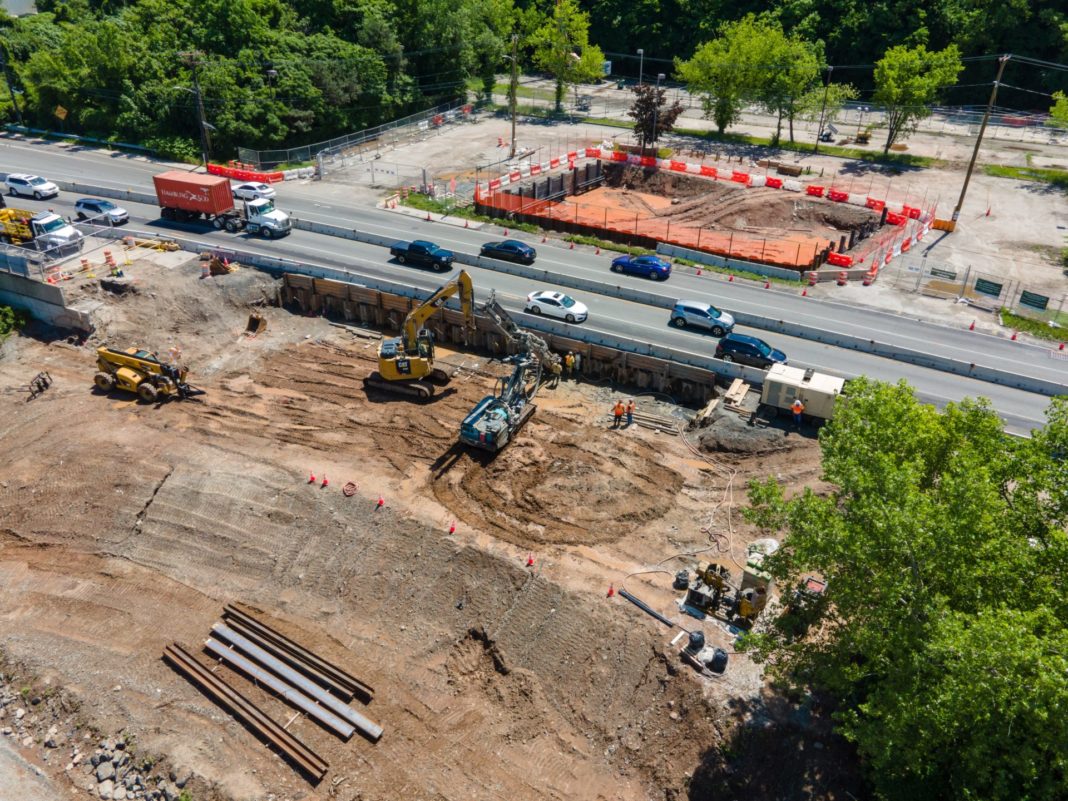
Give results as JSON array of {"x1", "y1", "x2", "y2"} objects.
[{"x1": 54, "y1": 105, "x2": 68, "y2": 120}]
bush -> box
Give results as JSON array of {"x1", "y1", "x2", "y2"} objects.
[
  {"x1": 144, "y1": 136, "x2": 201, "y2": 163},
  {"x1": 0, "y1": 305, "x2": 27, "y2": 338}
]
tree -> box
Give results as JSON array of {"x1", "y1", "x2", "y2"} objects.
[
  {"x1": 742, "y1": 379, "x2": 1068, "y2": 801},
  {"x1": 796, "y1": 79, "x2": 858, "y2": 149},
  {"x1": 873, "y1": 43, "x2": 963, "y2": 154},
  {"x1": 676, "y1": 18, "x2": 757, "y2": 135},
  {"x1": 1049, "y1": 91, "x2": 1068, "y2": 129},
  {"x1": 627, "y1": 83, "x2": 683, "y2": 152},
  {"x1": 529, "y1": 0, "x2": 604, "y2": 113}
]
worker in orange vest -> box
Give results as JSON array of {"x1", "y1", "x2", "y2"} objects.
[
  {"x1": 791, "y1": 398, "x2": 805, "y2": 426},
  {"x1": 626, "y1": 399, "x2": 635, "y2": 427},
  {"x1": 612, "y1": 399, "x2": 625, "y2": 429}
]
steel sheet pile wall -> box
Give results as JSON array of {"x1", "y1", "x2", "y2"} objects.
[{"x1": 281, "y1": 273, "x2": 720, "y2": 402}]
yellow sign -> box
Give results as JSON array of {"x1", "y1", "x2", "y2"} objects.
[{"x1": 54, "y1": 105, "x2": 68, "y2": 120}]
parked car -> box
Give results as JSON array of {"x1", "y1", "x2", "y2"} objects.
[
  {"x1": 75, "y1": 198, "x2": 129, "y2": 225},
  {"x1": 5, "y1": 174, "x2": 59, "y2": 200},
  {"x1": 480, "y1": 239, "x2": 536, "y2": 264},
  {"x1": 232, "y1": 181, "x2": 276, "y2": 201},
  {"x1": 524, "y1": 290, "x2": 588, "y2": 323},
  {"x1": 610, "y1": 254, "x2": 671, "y2": 280},
  {"x1": 715, "y1": 333, "x2": 787, "y2": 369},
  {"x1": 669, "y1": 300, "x2": 735, "y2": 337}
]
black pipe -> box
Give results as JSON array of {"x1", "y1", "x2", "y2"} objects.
[{"x1": 618, "y1": 588, "x2": 675, "y2": 628}]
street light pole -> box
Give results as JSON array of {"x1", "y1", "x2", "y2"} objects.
[
  {"x1": 637, "y1": 48, "x2": 644, "y2": 87},
  {"x1": 509, "y1": 34, "x2": 519, "y2": 159},
  {"x1": 814, "y1": 65, "x2": 832, "y2": 155},
  {"x1": 952, "y1": 54, "x2": 1010, "y2": 223}
]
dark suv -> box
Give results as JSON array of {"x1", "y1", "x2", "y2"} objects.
[{"x1": 714, "y1": 333, "x2": 787, "y2": 369}]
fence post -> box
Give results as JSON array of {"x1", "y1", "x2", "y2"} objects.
[
  {"x1": 958, "y1": 265, "x2": 971, "y2": 300},
  {"x1": 666, "y1": 220, "x2": 671, "y2": 242},
  {"x1": 728, "y1": 233, "x2": 734, "y2": 257},
  {"x1": 697, "y1": 227, "x2": 702, "y2": 248},
  {"x1": 760, "y1": 239, "x2": 767, "y2": 261}
]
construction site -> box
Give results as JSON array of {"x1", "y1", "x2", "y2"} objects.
[{"x1": 0, "y1": 243, "x2": 863, "y2": 801}]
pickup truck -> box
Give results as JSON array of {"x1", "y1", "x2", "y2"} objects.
[{"x1": 390, "y1": 240, "x2": 454, "y2": 272}]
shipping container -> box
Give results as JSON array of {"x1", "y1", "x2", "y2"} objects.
[{"x1": 153, "y1": 171, "x2": 234, "y2": 217}]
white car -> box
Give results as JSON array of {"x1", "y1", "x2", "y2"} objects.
[
  {"x1": 5, "y1": 174, "x2": 59, "y2": 199},
  {"x1": 232, "y1": 181, "x2": 276, "y2": 201},
  {"x1": 524, "y1": 290, "x2": 588, "y2": 323}
]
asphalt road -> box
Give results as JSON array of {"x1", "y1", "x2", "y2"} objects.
[{"x1": 2, "y1": 137, "x2": 1064, "y2": 433}]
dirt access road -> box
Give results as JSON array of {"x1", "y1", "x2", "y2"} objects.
[{"x1": 0, "y1": 255, "x2": 853, "y2": 801}]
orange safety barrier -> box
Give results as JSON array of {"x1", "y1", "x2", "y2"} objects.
[
  {"x1": 530, "y1": 164, "x2": 541, "y2": 176},
  {"x1": 765, "y1": 177, "x2": 782, "y2": 189},
  {"x1": 611, "y1": 150, "x2": 628, "y2": 162},
  {"x1": 550, "y1": 157, "x2": 560, "y2": 168},
  {"x1": 904, "y1": 206, "x2": 922, "y2": 219},
  {"x1": 806, "y1": 185, "x2": 825, "y2": 197},
  {"x1": 865, "y1": 197, "x2": 886, "y2": 211},
  {"x1": 669, "y1": 160, "x2": 687, "y2": 172},
  {"x1": 207, "y1": 163, "x2": 285, "y2": 184},
  {"x1": 885, "y1": 211, "x2": 907, "y2": 226},
  {"x1": 585, "y1": 147, "x2": 600, "y2": 158},
  {"x1": 700, "y1": 165, "x2": 718, "y2": 179},
  {"x1": 509, "y1": 170, "x2": 521, "y2": 183},
  {"x1": 826, "y1": 251, "x2": 854, "y2": 267},
  {"x1": 901, "y1": 237, "x2": 912, "y2": 252},
  {"x1": 640, "y1": 156, "x2": 658, "y2": 168},
  {"x1": 827, "y1": 190, "x2": 849, "y2": 203},
  {"x1": 731, "y1": 171, "x2": 750, "y2": 185}
]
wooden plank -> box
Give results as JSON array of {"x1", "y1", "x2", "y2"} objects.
[
  {"x1": 381, "y1": 295, "x2": 412, "y2": 313},
  {"x1": 348, "y1": 286, "x2": 380, "y2": 304},
  {"x1": 284, "y1": 273, "x2": 314, "y2": 290},
  {"x1": 313, "y1": 278, "x2": 350, "y2": 299}
]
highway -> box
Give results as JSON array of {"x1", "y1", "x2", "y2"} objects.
[{"x1": 1, "y1": 136, "x2": 1064, "y2": 434}]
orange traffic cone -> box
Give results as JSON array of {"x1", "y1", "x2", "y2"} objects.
[
  {"x1": 503, "y1": 228, "x2": 509, "y2": 236},
  {"x1": 308, "y1": 472, "x2": 316, "y2": 484},
  {"x1": 541, "y1": 235, "x2": 547, "y2": 243},
  {"x1": 569, "y1": 241, "x2": 574, "y2": 250},
  {"x1": 464, "y1": 220, "x2": 469, "y2": 228},
  {"x1": 1011, "y1": 331, "x2": 1018, "y2": 341},
  {"x1": 696, "y1": 267, "x2": 702, "y2": 275},
  {"x1": 763, "y1": 280, "x2": 771, "y2": 289},
  {"x1": 426, "y1": 213, "x2": 432, "y2": 222},
  {"x1": 728, "y1": 274, "x2": 734, "y2": 282},
  {"x1": 595, "y1": 247, "x2": 600, "y2": 255},
  {"x1": 606, "y1": 584, "x2": 615, "y2": 598},
  {"x1": 448, "y1": 521, "x2": 456, "y2": 534},
  {"x1": 969, "y1": 320, "x2": 975, "y2": 331},
  {"x1": 376, "y1": 495, "x2": 385, "y2": 509},
  {"x1": 526, "y1": 554, "x2": 535, "y2": 567},
  {"x1": 801, "y1": 288, "x2": 807, "y2": 297},
  {"x1": 321, "y1": 475, "x2": 329, "y2": 487},
  {"x1": 1060, "y1": 342, "x2": 1065, "y2": 351}
]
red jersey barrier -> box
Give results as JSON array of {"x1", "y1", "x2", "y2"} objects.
[
  {"x1": 826, "y1": 251, "x2": 854, "y2": 267},
  {"x1": 669, "y1": 161, "x2": 687, "y2": 172},
  {"x1": 865, "y1": 197, "x2": 886, "y2": 211},
  {"x1": 885, "y1": 211, "x2": 907, "y2": 226},
  {"x1": 640, "y1": 156, "x2": 658, "y2": 168},
  {"x1": 827, "y1": 190, "x2": 849, "y2": 203},
  {"x1": 806, "y1": 185, "x2": 824, "y2": 197},
  {"x1": 731, "y1": 171, "x2": 750, "y2": 185},
  {"x1": 699, "y1": 165, "x2": 718, "y2": 178},
  {"x1": 765, "y1": 177, "x2": 783, "y2": 189}
]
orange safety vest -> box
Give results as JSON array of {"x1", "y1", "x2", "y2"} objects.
[
  {"x1": 613, "y1": 402, "x2": 625, "y2": 417},
  {"x1": 626, "y1": 401, "x2": 635, "y2": 414},
  {"x1": 792, "y1": 400, "x2": 805, "y2": 413}
]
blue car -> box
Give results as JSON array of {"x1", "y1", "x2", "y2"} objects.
[{"x1": 610, "y1": 254, "x2": 671, "y2": 281}]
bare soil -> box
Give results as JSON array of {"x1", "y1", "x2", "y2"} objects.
[{"x1": 0, "y1": 255, "x2": 854, "y2": 801}]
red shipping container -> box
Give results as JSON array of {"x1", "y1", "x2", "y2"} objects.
[{"x1": 153, "y1": 171, "x2": 234, "y2": 216}]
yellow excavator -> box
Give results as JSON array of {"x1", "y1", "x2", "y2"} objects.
[
  {"x1": 93, "y1": 346, "x2": 200, "y2": 402},
  {"x1": 366, "y1": 270, "x2": 476, "y2": 399}
]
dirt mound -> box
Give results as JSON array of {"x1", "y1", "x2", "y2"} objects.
[
  {"x1": 432, "y1": 422, "x2": 685, "y2": 546},
  {"x1": 604, "y1": 162, "x2": 737, "y2": 200},
  {"x1": 697, "y1": 411, "x2": 798, "y2": 455}
]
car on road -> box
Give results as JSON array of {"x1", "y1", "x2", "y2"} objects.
[
  {"x1": 389, "y1": 240, "x2": 455, "y2": 271},
  {"x1": 232, "y1": 181, "x2": 276, "y2": 201},
  {"x1": 75, "y1": 198, "x2": 130, "y2": 225},
  {"x1": 610, "y1": 254, "x2": 671, "y2": 280},
  {"x1": 5, "y1": 174, "x2": 59, "y2": 200},
  {"x1": 715, "y1": 332, "x2": 787, "y2": 369},
  {"x1": 524, "y1": 290, "x2": 588, "y2": 323},
  {"x1": 669, "y1": 300, "x2": 735, "y2": 336},
  {"x1": 480, "y1": 239, "x2": 536, "y2": 264}
]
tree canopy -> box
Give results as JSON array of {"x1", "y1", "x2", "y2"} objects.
[
  {"x1": 873, "y1": 43, "x2": 963, "y2": 153},
  {"x1": 743, "y1": 379, "x2": 1068, "y2": 801}
]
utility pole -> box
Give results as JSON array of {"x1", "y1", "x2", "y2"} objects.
[
  {"x1": 814, "y1": 65, "x2": 832, "y2": 155},
  {"x1": 952, "y1": 54, "x2": 1010, "y2": 223},
  {"x1": 0, "y1": 42, "x2": 24, "y2": 128},
  {"x1": 180, "y1": 51, "x2": 212, "y2": 168},
  {"x1": 509, "y1": 34, "x2": 518, "y2": 159}
]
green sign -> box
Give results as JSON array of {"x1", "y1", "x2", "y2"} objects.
[
  {"x1": 1019, "y1": 291, "x2": 1049, "y2": 311},
  {"x1": 929, "y1": 267, "x2": 957, "y2": 280},
  {"x1": 974, "y1": 278, "x2": 1003, "y2": 297}
]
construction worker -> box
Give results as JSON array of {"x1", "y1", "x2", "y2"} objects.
[
  {"x1": 791, "y1": 398, "x2": 805, "y2": 426},
  {"x1": 564, "y1": 351, "x2": 575, "y2": 378},
  {"x1": 626, "y1": 399, "x2": 635, "y2": 427},
  {"x1": 612, "y1": 399, "x2": 625, "y2": 429},
  {"x1": 573, "y1": 351, "x2": 581, "y2": 374}
]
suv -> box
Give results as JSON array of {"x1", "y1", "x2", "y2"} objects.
[
  {"x1": 715, "y1": 333, "x2": 787, "y2": 369},
  {"x1": 670, "y1": 300, "x2": 735, "y2": 337},
  {"x1": 75, "y1": 198, "x2": 129, "y2": 225},
  {"x1": 5, "y1": 174, "x2": 59, "y2": 200}
]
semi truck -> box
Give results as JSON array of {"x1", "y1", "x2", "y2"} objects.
[
  {"x1": 152, "y1": 171, "x2": 291, "y2": 238},
  {"x1": 0, "y1": 208, "x2": 84, "y2": 256}
]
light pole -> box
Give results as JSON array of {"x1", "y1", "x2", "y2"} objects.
[
  {"x1": 649, "y1": 73, "x2": 665, "y2": 156},
  {"x1": 637, "y1": 48, "x2": 644, "y2": 87},
  {"x1": 175, "y1": 86, "x2": 213, "y2": 168}
]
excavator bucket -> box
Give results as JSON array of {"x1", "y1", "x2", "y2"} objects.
[{"x1": 245, "y1": 312, "x2": 267, "y2": 336}]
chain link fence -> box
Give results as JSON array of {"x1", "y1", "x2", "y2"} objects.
[{"x1": 0, "y1": 218, "x2": 147, "y2": 282}]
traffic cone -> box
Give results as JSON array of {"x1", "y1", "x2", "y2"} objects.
[
  {"x1": 426, "y1": 213, "x2": 432, "y2": 222},
  {"x1": 696, "y1": 266, "x2": 702, "y2": 276},
  {"x1": 801, "y1": 288, "x2": 807, "y2": 297},
  {"x1": 308, "y1": 472, "x2": 316, "y2": 484},
  {"x1": 763, "y1": 280, "x2": 770, "y2": 289},
  {"x1": 321, "y1": 475, "x2": 329, "y2": 488},
  {"x1": 569, "y1": 241, "x2": 575, "y2": 250},
  {"x1": 541, "y1": 234, "x2": 547, "y2": 243},
  {"x1": 464, "y1": 220, "x2": 469, "y2": 228},
  {"x1": 1011, "y1": 331, "x2": 1018, "y2": 341},
  {"x1": 526, "y1": 554, "x2": 534, "y2": 567},
  {"x1": 503, "y1": 228, "x2": 509, "y2": 236},
  {"x1": 1059, "y1": 342, "x2": 1065, "y2": 351},
  {"x1": 728, "y1": 274, "x2": 734, "y2": 282},
  {"x1": 606, "y1": 584, "x2": 615, "y2": 598},
  {"x1": 969, "y1": 320, "x2": 975, "y2": 331},
  {"x1": 448, "y1": 520, "x2": 456, "y2": 534},
  {"x1": 376, "y1": 495, "x2": 385, "y2": 509},
  {"x1": 595, "y1": 246, "x2": 600, "y2": 255}
]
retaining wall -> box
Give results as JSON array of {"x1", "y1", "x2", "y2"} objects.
[{"x1": 0, "y1": 271, "x2": 94, "y2": 331}]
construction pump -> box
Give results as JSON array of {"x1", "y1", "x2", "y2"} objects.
[
  {"x1": 458, "y1": 293, "x2": 562, "y2": 452},
  {"x1": 679, "y1": 560, "x2": 770, "y2": 629},
  {"x1": 367, "y1": 270, "x2": 477, "y2": 400},
  {"x1": 93, "y1": 346, "x2": 199, "y2": 403}
]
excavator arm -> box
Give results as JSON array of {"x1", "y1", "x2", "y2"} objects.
[
  {"x1": 481, "y1": 291, "x2": 561, "y2": 375},
  {"x1": 401, "y1": 270, "x2": 476, "y2": 351}
]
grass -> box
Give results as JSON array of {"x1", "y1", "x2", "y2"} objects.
[
  {"x1": 491, "y1": 82, "x2": 559, "y2": 102},
  {"x1": 1001, "y1": 308, "x2": 1068, "y2": 342},
  {"x1": 564, "y1": 234, "x2": 653, "y2": 256},
  {"x1": 400, "y1": 194, "x2": 542, "y2": 235},
  {"x1": 982, "y1": 164, "x2": 1068, "y2": 190},
  {"x1": 672, "y1": 255, "x2": 802, "y2": 285}
]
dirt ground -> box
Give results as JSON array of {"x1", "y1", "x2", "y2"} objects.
[{"x1": 0, "y1": 254, "x2": 861, "y2": 801}]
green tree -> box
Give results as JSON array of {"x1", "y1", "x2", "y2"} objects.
[
  {"x1": 1049, "y1": 91, "x2": 1068, "y2": 128},
  {"x1": 796, "y1": 79, "x2": 858, "y2": 149},
  {"x1": 743, "y1": 379, "x2": 1068, "y2": 801},
  {"x1": 529, "y1": 0, "x2": 605, "y2": 113},
  {"x1": 627, "y1": 82, "x2": 683, "y2": 152},
  {"x1": 746, "y1": 19, "x2": 821, "y2": 144},
  {"x1": 873, "y1": 43, "x2": 963, "y2": 154}
]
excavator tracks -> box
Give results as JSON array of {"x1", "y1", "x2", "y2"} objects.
[{"x1": 364, "y1": 374, "x2": 434, "y2": 400}]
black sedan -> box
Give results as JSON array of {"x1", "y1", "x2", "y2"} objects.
[{"x1": 480, "y1": 239, "x2": 536, "y2": 265}]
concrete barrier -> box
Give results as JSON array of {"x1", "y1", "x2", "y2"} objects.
[
  {"x1": 0, "y1": 271, "x2": 95, "y2": 331},
  {"x1": 656, "y1": 243, "x2": 803, "y2": 282},
  {"x1": 53, "y1": 180, "x2": 157, "y2": 206}
]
